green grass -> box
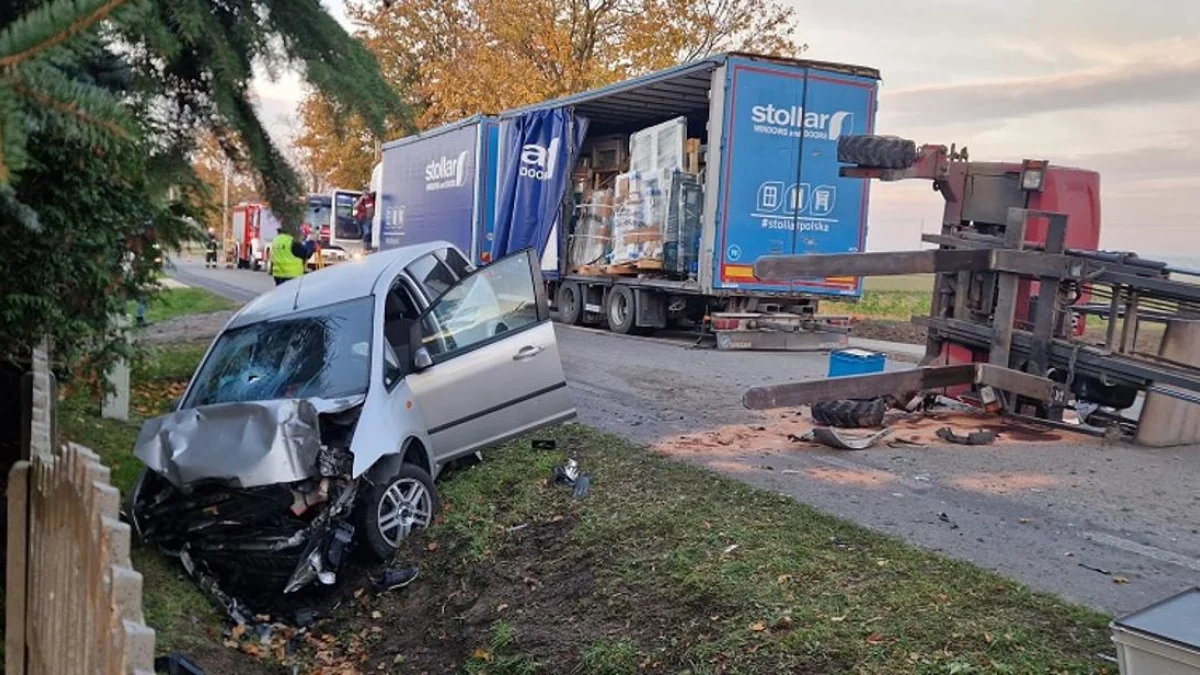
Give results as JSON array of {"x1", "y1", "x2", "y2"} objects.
[
  {"x1": 863, "y1": 274, "x2": 934, "y2": 293},
  {"x1": 822, "y1": 290, "x2": 932, "y2": 321},
  {"x1": 130, "y1": 286, "x2": 236, "y2": 324},
  {"x1": 426, "y1": 425, "x2": 1114, "y2": 673}
]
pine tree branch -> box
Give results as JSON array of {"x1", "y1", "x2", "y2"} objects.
[
  {"x1": 0, "y1": 0, "x2": 133, "y2": 68},
  {"x1": 13, "y1": 74, "x2": 132, "y2": 140}
]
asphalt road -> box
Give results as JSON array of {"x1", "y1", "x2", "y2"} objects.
[{"x1": 169, "y1": 258, "x2": 1200, "y2": 615}]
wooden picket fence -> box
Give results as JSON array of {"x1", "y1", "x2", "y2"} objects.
[{"x1": 6, "y1": 442, "x2": 156, "y2": 674}]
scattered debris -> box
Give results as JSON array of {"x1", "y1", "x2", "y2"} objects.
[
  {"x1": 551, "y1": 458, "x2": 592, "y2": 499},
  {"x1": 888, "y1": 438, "x2": 926, "y2": 449},
  {"x1": 722, "y1": 544, "x2": 740, "y2": 555},
  {"x1": 531, "y1": 439, "x2": 556, "y2": 451},
  {"x1": 937, "y1": 512, "x2": 959, "y2": 529},
  {"x1": 154, "y1": 653, "x2": 205, "y2": 675},
  {"x1": 1078, "y1": 563, "x2": 1112, "y2": 576},
  {"x1": 935, "y1": 427, "x2": 997, "y2": 446},
  {"x1": 1113, "y1": 576, "x2": 1130, "y2": 584},
  {"x1": 797, "y1": 427, "x2": 893, "y2": 450},
  {"x1": 507, "y1": 522, "x2": 530, "y2": 533},
  {"x1": 374, "y1": 566, "x2": 420, "y2": 593}
]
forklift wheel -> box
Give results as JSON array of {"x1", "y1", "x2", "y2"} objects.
[
  {"x1": 837, "y1": 135, "x2": 919, "y2": 170},
  {"x1": 811, "y1": 398, "x2": 888, "y2": 429}
]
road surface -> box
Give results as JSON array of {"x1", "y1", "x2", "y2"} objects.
[{"x1": 168, "y1": 258, "x2": 1200, "y2": 615}]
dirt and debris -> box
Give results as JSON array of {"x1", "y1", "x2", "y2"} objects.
[
  {"x1": 550, "y1": 458, "x2": 591, "y2": 499},
  {"x1": 800, "y1": 427, "x2": 893, "y2": 450},
  {"x1": 936, "y1": 427, "x2": 998, "y2": 446},
  {"x1": 655, "y1": 409, "x2": 1080, "y2": 457}
]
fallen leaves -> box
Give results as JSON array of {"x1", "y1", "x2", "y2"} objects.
[
  {"x1": 750, "y1": 621, "x2": 766, "y2": 632},
  {"x1": 471, "y1": 648, "x2": 494, "y2": 663}
]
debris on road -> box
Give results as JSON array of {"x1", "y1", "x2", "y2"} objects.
[
  {"x1": 937, "y1": 512, "x2": 959, "y2": 529},
  {"x1": 551, "y1": 458, "x2": 592, "y2": 499},
  {"x1": 798, "y1": 427, "x2": 893, "y2": 450},
  {"x1": 1078, "y1": 563, "x2": 1112, "y2": 576},
  {"x1": 935, "y1": 427, "x2": 997, "y2": 446},
  {"x1": 810, "y1": 397, "x2": 889, "y2": 428},
  {"x1": 374, "y1": 566, "x2": 420, "y2": 593}
]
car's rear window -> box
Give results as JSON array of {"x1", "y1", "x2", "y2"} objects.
[{"x1": 184, "y1": 297, "x2": 374, "y2": 408}]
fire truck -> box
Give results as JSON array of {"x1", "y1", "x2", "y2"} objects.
[{"x1": 231, "y1": 202, "x2": 279, "y2": 270}]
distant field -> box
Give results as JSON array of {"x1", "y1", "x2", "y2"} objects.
[{"x1": 863, "y1": 274, "x2": 934, "y2": 292}]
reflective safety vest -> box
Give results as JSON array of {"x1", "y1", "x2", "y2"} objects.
[{"x1": 272, "y1": 233, "x2": 304, "y2": 279}]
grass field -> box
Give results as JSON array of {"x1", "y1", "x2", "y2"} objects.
[{"x1": 129, "y1": 286, "x2": 236, "y2": 324}]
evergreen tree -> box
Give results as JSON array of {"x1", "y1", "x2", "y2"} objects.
[{"x1": 0, "y1": 0, "x2": 401, "y2": 378}]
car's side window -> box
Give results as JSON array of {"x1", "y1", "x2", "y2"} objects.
[
  {"x1": 419, "y1": 252, "x2": 541, "y2": 361},
  {"x1": 382, "y1": 278, "x2": 421, "y2": 388},
  {"x1": 438, "y1": 247, "x2": 474, "y2": 280},
  {"x1": 405, "y1": 253, "x2": 457, "y2": 300}
]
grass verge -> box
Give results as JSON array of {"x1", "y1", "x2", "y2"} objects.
[
  {"x1": 130, "y1": 286, "x2": 236, "y2": 324},
  {"x1": 321, "y1": 425, "x2": 1115, "y2": 674}
]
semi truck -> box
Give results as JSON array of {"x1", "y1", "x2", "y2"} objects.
[{"x1": 373, "y1": 53, "x2": 880, "y2": 349}]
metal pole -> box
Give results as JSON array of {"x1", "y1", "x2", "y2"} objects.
[{"x1": 222, "y1": 158, "x2": 230, "y2": 267}]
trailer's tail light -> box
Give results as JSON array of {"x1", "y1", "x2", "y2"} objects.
[{"x1": 712, "y1": 317, "x2": 740, "y2": 330}]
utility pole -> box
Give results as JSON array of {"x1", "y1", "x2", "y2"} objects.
[{"x1": 222, "y1": 158, "x2": 232, "y2": 268}]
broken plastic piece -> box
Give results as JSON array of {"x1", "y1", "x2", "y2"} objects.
[
  {"x1": 935, "y1": 427, "x2": 997, "y2": 445},
  {"x1": 551, "y1": 459, "x2": 592, "y2": 499},
  {"x1": 796, "y1": 427, "x2": 892, "y2": 450},
  {"x1": 532, "y1": 439, "x2": 556, "y2": 450},
  {"x1": 154, "y1": 653, "x2": 205, "y2": 675},
  {"x1": 375, "y1": 566, "x2": 420, "y2": 592}
]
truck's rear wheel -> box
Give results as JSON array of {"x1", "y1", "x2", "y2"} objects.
[
  {"x1": 557, "y1": 282, "x2": 583, "y2": 325},
  {"x1": 605, "y1": 285, "x2": 638, "y2": 334}
]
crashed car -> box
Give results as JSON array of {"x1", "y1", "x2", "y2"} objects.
[{"x1": 129, "y1": 242, "x2": 575, "y2": 612}]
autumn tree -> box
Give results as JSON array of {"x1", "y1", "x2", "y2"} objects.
[{"x1": 296, "y1": 0, "x2": 803, "y2": 187}]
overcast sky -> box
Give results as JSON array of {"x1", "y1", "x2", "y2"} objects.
[{"x1": 252, "y1": 0, "x2": 1199, "y2": 255}]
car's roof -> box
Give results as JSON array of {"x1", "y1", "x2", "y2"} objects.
[{"x1": 228, "y1": 241, "x2": 450, "y2": 329}]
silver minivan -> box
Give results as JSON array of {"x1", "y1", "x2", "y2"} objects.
[{"x1": 130, "y1": 242, "x2": 575, "y2": 612}]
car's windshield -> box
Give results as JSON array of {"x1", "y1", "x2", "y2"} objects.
[{"x1": 184, "y1": 297, "x2": 374, "y2": 408}]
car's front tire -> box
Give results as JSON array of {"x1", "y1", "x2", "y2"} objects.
[{"x1": 355, "y1": 463, "x2": 440, "y2": 560}]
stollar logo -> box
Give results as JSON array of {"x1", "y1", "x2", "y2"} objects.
[
  {"x1": 424, "y1": 150, "x2": 469, "y2": 191},
  {"x1": 750, "y1": 104, "x2": 853, "y2": 141}
]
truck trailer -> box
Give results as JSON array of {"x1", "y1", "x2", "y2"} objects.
[
  {"x1": 374, "y1": 115, "x2": 501, "y2": 263},
  {"x1": 376, "y1": 53, "x2": 881, "y2": 349}
]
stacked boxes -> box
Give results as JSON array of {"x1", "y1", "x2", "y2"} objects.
[{"x1": 568, "y1": 116, "x2": 704, "y2": 278}]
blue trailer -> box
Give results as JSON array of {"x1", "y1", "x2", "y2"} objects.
[
  {"x1": 374, "y1": 115, "x2": 500, "y2": 263},
  {"x1": 376, "y1": 54, "x2": 880, "y2": 349},
  {"x1": 495, "y1": 53, "x2": 880, "y2": 349}
]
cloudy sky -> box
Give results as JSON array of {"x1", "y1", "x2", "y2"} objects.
[{"x1": 253, "y1": 0, "x2": 1199, "y2": 256}]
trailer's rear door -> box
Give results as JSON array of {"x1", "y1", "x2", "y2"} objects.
[{"x1": 712, "y1": 57, "x2": 878, "y2": 297}]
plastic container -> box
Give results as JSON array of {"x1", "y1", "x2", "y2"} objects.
[
  {"x1": 1111, "y1": 588, "x2": 1200, "y2": 675},
  {"x1": 828, "y1": 349, "x2": 885, "y2": 378}
]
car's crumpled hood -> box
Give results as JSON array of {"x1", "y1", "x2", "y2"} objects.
[{"x1": 134, "y1": 396, "x2": 366, "y2": 489}]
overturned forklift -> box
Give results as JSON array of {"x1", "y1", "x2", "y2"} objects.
[{"x1": 745, "y1": 135, "x2": 1200, "y2": 445}]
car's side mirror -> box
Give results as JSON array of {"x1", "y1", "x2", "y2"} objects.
[{"x1": 412, "y1": 347, "x2": 433, "y2": 371}]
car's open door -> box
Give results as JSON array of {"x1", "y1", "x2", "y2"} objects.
[{"x1": 404, "y1": 249, "x2": 575, "y2": 465}]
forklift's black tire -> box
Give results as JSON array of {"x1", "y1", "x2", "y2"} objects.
[
  {"x1": 837, "y1": 135, "x2": 919, "y2": 170},
  {"x1": 557, "y1": 282, "x2": 584, "y2": 325},
  {"x1": 605, "y1": 285, "x2": 638, "y2": 334},
  {"x1": 355, "y1": 463, "x2": 441, "y2": 561},
  {"x1": 811, "y1": 398, "x2": 888, "y2": 428}
]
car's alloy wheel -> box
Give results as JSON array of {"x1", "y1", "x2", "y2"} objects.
[
  {"x1": 376, "y1": 477, "x2": 432, "y2": 548},
  {"x1": 356, "y1": 463, "x2": 440, "y2": 560}
]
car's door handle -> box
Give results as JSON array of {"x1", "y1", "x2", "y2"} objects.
[{"x1": 513, "y1": 345, "x2": 544, "y2": 361}]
